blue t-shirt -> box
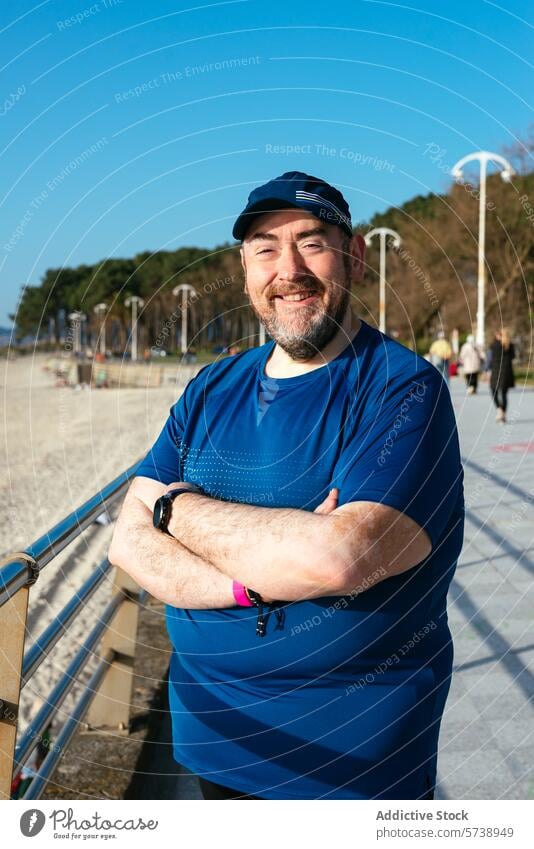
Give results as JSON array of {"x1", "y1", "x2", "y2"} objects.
[{"x1": 135, "y1": 320, "x2": 464, "y2": 799}]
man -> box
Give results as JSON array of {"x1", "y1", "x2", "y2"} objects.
[{"x1": 109, "y1": 171, "x2": 464, "y2": 800}]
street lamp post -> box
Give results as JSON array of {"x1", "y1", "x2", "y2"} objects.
[
  {"x1": 364, "y1": 228, "x2": 402, "y2": 334},
  {"x1": 124, "y1": 296, "x2": 144, "y2": 362},
  {"x1": 93, "y1": 303, "x2": 108, "y2": 356},
  {"x1": 451, "y1": 151, "x2": 514, "y2": 351},
  {"x1": 80, "y1": 313, "x2": 87, "y2": 352},
  {"x1": 68, "y1": 311, "x2": 84, "y2": 355},
  {"x1": 172, "y1": 284, "x2": 196, "y2": 354}
]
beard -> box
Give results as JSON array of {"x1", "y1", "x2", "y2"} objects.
[{"x1": 246, "y1": 264, "x2": 352, "y2": 361}]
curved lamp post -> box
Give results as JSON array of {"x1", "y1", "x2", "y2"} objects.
[
  {"x1": 124, "y1": 296, "x2": 144, "y2": 362},
  {"x1": 172, "y1": 284, "x2": 196, "y2": 354},
  {"x1": 93, "y1": 303, "x2": 108, "y2": 356},
  {"x1": 68, "y1": 311, "x2": 85, "y2": 355},
  {"x1": 451, "y1": 151, "x2": 514, "y2": 350},
  {"x1": 364, "y1": 227, "x2": 402, "y2": 333}
]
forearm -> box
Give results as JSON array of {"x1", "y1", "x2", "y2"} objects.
[
  {"x1": 168, "y1": 493, "x2": 339, "y2": 600},
  {"x1": 166, "y1": 491, "x2": 429, "y2": 602},
  {"x1": 108, "y1": 496, "x2": 235, "y2": 609}
]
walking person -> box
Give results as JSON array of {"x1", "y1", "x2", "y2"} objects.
[
  {"x1": 429, "y1": 331, "x2": 452, "y2": 383},
  {"x1": 459, "y1": 334, "x2": 482, "y2": 395},
  {"x1": 487, "y1": 328, "x2": 515, "y2": 423},
  {"x1": 109, "y1": 171, "x2": 464, "y2": 800}
]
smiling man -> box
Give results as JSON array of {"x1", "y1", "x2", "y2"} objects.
[{"x1": 109, "y1": 171, "x2": 464, "y2": 800}]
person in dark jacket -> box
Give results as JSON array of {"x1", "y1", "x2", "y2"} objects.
[{"x1": 487, "y1": 328, "x2": 515, "y2": 423}]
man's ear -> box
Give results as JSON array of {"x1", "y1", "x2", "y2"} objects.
[
  {"x1": 240, "y1": 246, "x2": 248, "y2": 294},
  {"x1": 351, "y1": 234, "x2": 366, "y2": 282}
]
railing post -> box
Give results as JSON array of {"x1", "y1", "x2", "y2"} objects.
[
  {"x1": 0, "y1": 583, "x2": 30, "y2": 799},
  {"x1": 86, "y1": 567, "x2": 141, "y2": 732}
]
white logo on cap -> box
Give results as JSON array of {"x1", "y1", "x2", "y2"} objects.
[{"x1": 295, "y1": 190, "x2": 352, "y2": 230}]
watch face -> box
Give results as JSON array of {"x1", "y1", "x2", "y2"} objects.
[
  {"x1": 154, "y1": 488, "x2": 196, "y2": 533},
  {"x1": 153, "y1": 494, "x2": 171, "y2": 530}
]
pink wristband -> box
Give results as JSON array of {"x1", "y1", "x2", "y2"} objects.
[{"x1": 232, "y1": 580, "x2": 253, "y2": 607}]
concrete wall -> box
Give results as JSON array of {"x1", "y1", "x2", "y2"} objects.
[{"x1": 46, "y1": 357, "x2": 203, "y2": 390}]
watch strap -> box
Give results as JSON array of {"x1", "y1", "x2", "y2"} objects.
[
  {"x1": 165, "y1": 486, "x2": 202, "y2": 501},
  {"x1": 154, "y1": 486, "x2": 202, "y2": 533}
]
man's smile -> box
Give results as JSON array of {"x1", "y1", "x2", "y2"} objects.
[{"x1": 273, "y1": 290, "x2": 321, "y2": 306}]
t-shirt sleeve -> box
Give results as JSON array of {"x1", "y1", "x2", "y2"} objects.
[
  {"x1": 334, "y1": 369, "x2": 463, "y2": 550},
  {"x1": 134, "y1": 395, "x2": 186, "y2": 485},
  {"x1": 134, "y1": 357, "x2": 210, "y2": 488}
]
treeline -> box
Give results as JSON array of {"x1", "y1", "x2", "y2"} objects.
[
  {"x1": 362, "y1": 166, "x2": 534, "y2": 347},
  {"x1": 11, "y1": 149, "x2": 534, "y2": 352},
  {"x1": 11, "y1": 246, "x2": 249, "y2": 352}
]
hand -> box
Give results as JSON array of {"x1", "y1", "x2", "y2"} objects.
[{"x1": 314, "y1": 487, "x2": 339, "y2": 515}]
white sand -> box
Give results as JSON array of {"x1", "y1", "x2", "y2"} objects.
[{"x1": 0, "y1": 353, "x2": 185, "y2": 737}]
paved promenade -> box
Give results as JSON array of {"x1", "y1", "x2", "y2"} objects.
[{"x1": 436, "y1": 376, "x2": 534, "y2": 800}]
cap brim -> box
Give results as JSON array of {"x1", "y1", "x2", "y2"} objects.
[{"x1": 232, "y1": 198, "x2": 307, "y2": 241}]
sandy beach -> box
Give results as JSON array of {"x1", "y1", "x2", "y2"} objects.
[{"x1": 1, "y1": 353, "x2": 185, "y2": 736}]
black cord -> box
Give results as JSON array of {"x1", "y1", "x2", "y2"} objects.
[{"x1": 255, "y1": 597, "x2": 266, "y2": 637}]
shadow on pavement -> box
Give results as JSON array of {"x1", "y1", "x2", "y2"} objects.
[{"x1": 125, "y1": 666, "x2": 202, "y2": 800}]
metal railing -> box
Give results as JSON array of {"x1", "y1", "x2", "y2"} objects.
[
  {"x1": 0, "y1": 460, "x2": 144, "y2": 800},
  {"x1": 0, "y1": 464, "x2": 137, "y2": 606}
]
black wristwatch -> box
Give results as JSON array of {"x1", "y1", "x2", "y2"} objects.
[{"x1": 153, "y1": 486, "x2": 202, "y2": 535}]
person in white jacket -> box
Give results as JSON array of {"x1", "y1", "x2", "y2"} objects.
[{"x1": 459, "y1": 334, "x2": 482, "y2": 395}]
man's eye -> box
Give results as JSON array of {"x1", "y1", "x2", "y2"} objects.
[
  {"x1": 303, "y1": 242, "x2": 322, "y2": 249},
  {"x1": 256, "y1": 248, "x2": 273, "y2": 255}
]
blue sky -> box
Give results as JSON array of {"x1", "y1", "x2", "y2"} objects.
[{"x1": 1, "y1": 0, "x2": 532, "y2": 326}]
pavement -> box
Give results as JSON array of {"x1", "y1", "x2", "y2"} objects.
[
  {"x1": 435, "y1": 376, "x2": 534, "y2": 800},
  {"x1": 117, "y1": 376, "x2": 534, "y2": 801}
]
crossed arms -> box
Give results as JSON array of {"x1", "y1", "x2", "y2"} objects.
[{"x1": 108, "y1": 475, "x2": 431, "y2": 608}]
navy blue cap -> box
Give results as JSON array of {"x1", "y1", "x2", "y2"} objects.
[{"x1": 232, "y1": 171, "x2": 353, "y2": 241}]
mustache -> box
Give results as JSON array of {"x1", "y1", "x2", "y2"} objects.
[{"x1": 269, "y1": 279, "x2": 323, "y2": 298}]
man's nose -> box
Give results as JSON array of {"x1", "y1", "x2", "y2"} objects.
[{"x1": 277, "y1": 243, "x2": 308, "y2": 280}]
